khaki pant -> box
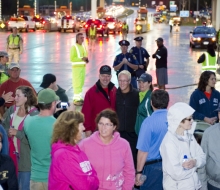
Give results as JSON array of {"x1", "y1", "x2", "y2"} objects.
[
  {"x1": 8, "y1": 49, "x2": 20, "y2": 63},
  {"x1": 30, "y1": 180, "x2": 48, "y2": 190}
]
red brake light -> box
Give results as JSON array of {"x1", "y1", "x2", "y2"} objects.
[
  {"x1": 43, "y1": 21, "x2": 45, "y2": 24},
  {"x1": 100, "y1": 25, "x2": 102, "y2": 28}
]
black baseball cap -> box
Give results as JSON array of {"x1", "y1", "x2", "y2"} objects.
[
  {"x1": 99, "y1": 65, "x2": 111, "y2": 75},
  {"x1": 137, "y1": 73, "x2": 152, "y2": 82},
  {"x1": 156, "y1": 37, "x2": 164, "y2": 42},
  {"x1": 40, "y1": 73, "x2": 56, "y2": 88}
]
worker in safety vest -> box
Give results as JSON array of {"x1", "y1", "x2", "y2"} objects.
[
  {"x1": 121, "y1": 21, "x2": 129, "y2": 40},
  {"x1": 6, "y1": 27, "x2": 23, "y2": 63},
  {"x1": 197, "y1": 44, "x2": 217, "y2": 72},
  {"x1": 70, "y1": 33, "x2": 88, "y2": 106},
  {"x1": 0, "y1": 51, "x2": 9, "y2": 85},
  {"x1": 88, "y1": 23, "x2": 97, "y2": 50}
]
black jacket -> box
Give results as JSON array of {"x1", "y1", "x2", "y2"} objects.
[
  {"x1": 116, "y1": 85, "x2": 139, "y2": 133},
  {"x1": 0, "y1": 154, "x2": 18, "y2": 190},
  {"x1": 152, "y1": 45, "x2": 168, "y2": 68}
]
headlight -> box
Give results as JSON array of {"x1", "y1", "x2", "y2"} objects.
[
  {"x1": 197, "y1": 37, "x2": 201, "y2": 41},
  {"x1": 193, "y1": 37, "x2": 201, "y2": 41},
  {"x1": 136, "y1": 25, "x2": 142, "y2": 31},
  {"x1": 212, "y1": 37, "x2": 216, "y2": 41},
  {"x1": 193, "y1": 37, "x2": 197, "y2": 41}
]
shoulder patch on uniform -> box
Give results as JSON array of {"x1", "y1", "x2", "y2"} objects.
[{"x1": 133, "y1": 55, "x2": 136, "y2": 59}]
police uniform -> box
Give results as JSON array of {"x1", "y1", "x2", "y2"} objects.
[
  {"x1": 0, "y1": 51, "x2": 9, "y2": 85},
  {"x1": 113, "y1": 40, "x2": 138, "y2": 88},
  {"x1": 129, "y1": 37, "x2": 150, "y2": 71},
  {"x1": 6, "y1": 33, "x2": 23, "y2": 63}
]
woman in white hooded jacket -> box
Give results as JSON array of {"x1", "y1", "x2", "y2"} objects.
[{"x1": 160, "y1": 102, "x2": 206, "y2": 190}]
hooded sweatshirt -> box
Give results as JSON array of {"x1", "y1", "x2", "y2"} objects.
[
  {"x1": 79, "y1": 131, "x2": 135, "y2": 190},
  {"x1": 48, "y1": 141, "x2": 99, "y2": 190},
  {"x1": 160, "y1": 102, "x2": 206, "y2": 190}
]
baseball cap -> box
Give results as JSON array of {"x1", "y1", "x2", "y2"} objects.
[
  {"x1": 38, "y1": 88, "x2": 59, "y2": 104},
  {"x1": 137, "y1": 73, "x2": 152, "y2": 82},
  {"x1": 156, "y1": 37, "x2": 164, "y2": 42},
  {"x1": 99, "y1": 65, "x2": 111, "y2": 75},
  {"x1": 40, "y1": 73, "x2": 56, "y2": 88},
  {"x1": 8, "y1": 62, "x2": 20, "y2": 69},
  {"x1": 0, "y1": 51, "x2": 9, "y2": 57}
]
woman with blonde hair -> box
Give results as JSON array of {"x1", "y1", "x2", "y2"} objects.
[{"x1": 49, "y1": 111, "x2": 99, "y2": 190}]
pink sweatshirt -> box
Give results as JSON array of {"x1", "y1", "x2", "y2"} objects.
[
  {"x1": 79, "y1": 131, "x2": 135, "y2": 190},
  {"x1": 48, "y1": 141, "x2": 99, "y2": 190}
]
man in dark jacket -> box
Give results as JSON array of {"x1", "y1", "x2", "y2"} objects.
[
  {"x1": 0, "y1": 133, "x2": 18, "y2": 190},
  {"x1": 39, "y1": 73, "x2": 69, "y2": 102},
  {"x1": 116, "y1": 70, "x2": 139, "y2": 167},
  {"x1": 152, "y1": 37, "x2": 168, "y2": 90}
]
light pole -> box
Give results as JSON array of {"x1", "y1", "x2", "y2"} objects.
[
  {"x1": 34, "y1": 0, "x2": 37, "y2": 16},
  {"x1": 17, "y1": 0, "x2": 19, "y2": 16},
  {"x1": 197, "y1": 0, "x2": 199, "y2": 11},
  {"x1": 0, "y1": 0, "x2": 2, "y2": 21}
]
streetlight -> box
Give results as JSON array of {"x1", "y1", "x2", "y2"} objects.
[
  {"x1": 17, "y1": 0, "x2": 19, "y2": 16},
  {"x1": 0, "y1": 0, "x2": 2, "y2": 20}
]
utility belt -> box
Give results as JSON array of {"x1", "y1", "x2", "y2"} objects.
[
  {"x1": 89, "y1": 36, "x2": 96, "y2": 40},
  {"x1": 145, "y1": 159, "x2": 162, "y2": 166},
  {"x1": 9, "y1": 47, "x2": 20, "y2": 50}
]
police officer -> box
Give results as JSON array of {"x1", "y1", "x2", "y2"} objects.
[
  {"x1": 113, "y1": 40, "x2": 139, "y2": 88},
  {"x1": 0, "y1": 51, "x2": 9, "y2": 85},
  {"x1": 6, "y1": 27, "x2": 23, "y2": 63},
  {"x1": 129, "y1": 37, "x2": 150, "y2": 78}
]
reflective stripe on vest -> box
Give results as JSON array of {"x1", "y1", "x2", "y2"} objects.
[
  {"x1": 202, "y1": 52, "x2": 217, "y2": 71},
  {"x1": 89, "y1": 28, "x2": 96, "y2": 36},
  {"x1": 8, "y1": 34, "x2": 20, "y2": 46},
  {"x1": 72, "y1": 44, "x2": 87, "y2": 65},
  {"x1": 122, "y1": 24, "x2": 128, "y2": 29}
]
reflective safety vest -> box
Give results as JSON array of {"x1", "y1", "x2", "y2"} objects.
[
  {"x1": 72, "y1": 44, "x2": 87, "y2": 65},
  {"x1": 202, "y1": 52, "x2": 217, "y2": 72},
  {"x1": 8, "y1": 34, "x2": 20, "y2": 46},
  {"x1": 0, "y1": 73, "x2": 9, "y2": 84},
  {"x1": 122, "y1": 24, "x2": 128, "y2": 30},
  {"x1": 89, "y1": 28, "x2": 96, "y2": 36}
]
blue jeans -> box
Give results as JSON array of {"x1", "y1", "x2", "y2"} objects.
[
  {"x1": 140, "y1": 162, "x2": 163, "y2": 190},
  {"x1": 208, "y1": 183, "x2": 220, "y2": 190},
  {"x1": 131, "y1": 76, "x2": 137, "y2": 89},
  {"x1": 18, "y1": 171, "x2": 31, "y2": 190}
]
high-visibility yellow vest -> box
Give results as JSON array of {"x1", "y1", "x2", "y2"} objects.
[
  {"x1": 122, "y1": 24, "x2": 128, "y2": 30},
  {"x1": 202, "y1": 52, "x2": 217, "y2": 72},
  {"x1": 0, "y1": 73, "x2": 9, "y2": 84},
  {"x1": 8, "y1": 34, "x2": 20, "y2": 46},
  {"x1": 72, "y1": 44, "x2": 87, "y2": 65},
  {"x1": 89, "y1": 28, "x2": 96, "y2": 36}
]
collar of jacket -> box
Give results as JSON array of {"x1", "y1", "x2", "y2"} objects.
[
  {"x1": 95, "y1": 80, "x2": 115, "y2": 101},
  {"x1": 116, "y1": 84, "x2": 134, "y2": 95}
]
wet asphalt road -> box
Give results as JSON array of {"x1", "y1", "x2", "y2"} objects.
[{"x1": 0, "y1": 7, "x2": 211, "y2": 106}]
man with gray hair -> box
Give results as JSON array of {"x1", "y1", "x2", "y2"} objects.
[{"x1": 116, "y1": 70, "x2": 139, "y2": 167}]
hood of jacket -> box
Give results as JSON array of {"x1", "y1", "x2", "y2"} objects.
[
  {"x1": 168, "y1": 102, "x2": 196, "y2": 136},
  {"x1": 51, "y1": 141, "x2": 80, "y2": 157}
]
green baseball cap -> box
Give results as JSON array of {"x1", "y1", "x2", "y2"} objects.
[{"x1": 38, "y1": 89, "x2": 59, "y2": 104}]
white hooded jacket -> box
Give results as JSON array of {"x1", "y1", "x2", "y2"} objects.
[{"x1": 160, "y1": 102, "x2": 206, "y2": 190}]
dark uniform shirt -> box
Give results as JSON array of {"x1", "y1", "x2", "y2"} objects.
[
  {"x1": 113, "y1": 52, "x2": 139, "y2": 75},
  {"x1": 152, "y1": 45, "x2": 168, "y2": 68},
  {"x1": 129, "y1": 47, "x2": 150, "y2": 66}
]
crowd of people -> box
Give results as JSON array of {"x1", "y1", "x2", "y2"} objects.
[{"x1": 0, "y1": 30, "x2": 220, "y2": 190}]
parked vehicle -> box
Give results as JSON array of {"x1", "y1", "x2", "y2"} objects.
[
  {"x1": 32, "y1": 16, "x2": 46, "y2": 29},
  {"x1": 8, "y1": 15, "x2": 36, "y2": 32},
  {"x1": 84, "y1": 19, "x2": 108, "y2": 37},
  {"x1": 189, "y1": 26, "x2": 217, "y2": 48}
]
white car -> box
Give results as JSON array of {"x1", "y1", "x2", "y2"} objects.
[
  {"x1": 57, "y1": 15, "x2": 79, "y2": 32},
  {"x1": 8, "y1": 16, "x2": 36, "y2": 32}
]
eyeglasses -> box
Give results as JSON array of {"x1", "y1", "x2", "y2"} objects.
[
  {"x1": 118, "y1": 80, "x2": 129, "y2": 83},
  {"x1": 98, "y1": 122, "x2": 113, "y2": 127}
]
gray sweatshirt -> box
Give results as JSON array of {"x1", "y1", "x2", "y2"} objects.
[{"x1": 198, "y1": 123, "x2": 220, "y2": 190}]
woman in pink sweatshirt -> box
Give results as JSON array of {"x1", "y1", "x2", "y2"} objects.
[
  {"x1": 48, "y1": 111, "x2": 99, "y2": 190},
  {"x1": 79, "y1": 109, "x2": 135, "y2": 190}
]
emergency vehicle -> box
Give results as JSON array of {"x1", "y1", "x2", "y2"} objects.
[
  {"x1": 57, "y1": 15, "x2": 78, "y2": 33},
  {"x1": 135, "y1": 7, "x2": 149, "y2": 34}
]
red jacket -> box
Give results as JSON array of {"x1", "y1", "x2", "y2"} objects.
[{"x1": 82, "y1": 81, "x2": 117, "y2": 132}]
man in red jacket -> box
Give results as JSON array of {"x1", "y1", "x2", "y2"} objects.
[{"x1": 82, "y1": 65, "x2": 117, "y2": 137}]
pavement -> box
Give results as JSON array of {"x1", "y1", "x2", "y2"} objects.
[{"x1": 0, "y1": 7, "x2": 218, "y2": 107}]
